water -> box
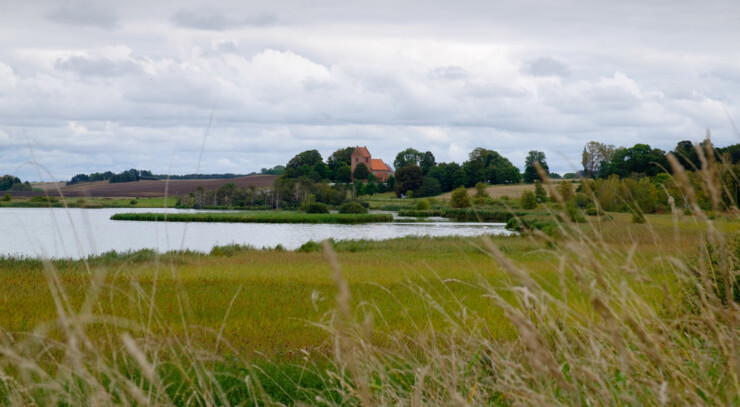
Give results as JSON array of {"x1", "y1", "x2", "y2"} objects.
[{"x1": 0, "y1": 208, "x2": 514, "y2": 259}]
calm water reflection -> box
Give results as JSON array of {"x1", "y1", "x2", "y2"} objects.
[{"x1": 0, "y1": 208, "x2": 514, "y2": 259}]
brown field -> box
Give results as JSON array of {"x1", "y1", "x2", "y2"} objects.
[
  {"x1": 438, "y1": 183, "x2": 535, "y2": 199},
  {"x1": 19, "y1": 175, "x2": 277, "y2": 198}
]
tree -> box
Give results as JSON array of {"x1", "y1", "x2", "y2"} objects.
[
  {"x1": 327, "y1": 147, "x2": 355, "y2": 180},
  {"x1": 582, "y1": 141, "x2": 615, "y2": 178},
  {"x1": 427, "y1": 162, "x2": 463, "y2": 192},
  {"x1": 416, "y1": 176, "x2": 442, "y2": 197},
  {"x1": 521, "y1": 191, "x2": 538, "y2": 209},
  {"x1": 286, "y1": 150, "x2": 323, "y2": 174},
  {"x1": 599, "y1": 144, "x2": 668, "y2": 178},
  {"x1": 534, "y1": 180, "x2": 547, "y2": 203},
  {"x1": 394, "y1": 148, "x2": 424, "y2": 170},
  {"x1": 335, "y1": 164, "x2": 352, "y2": 183},
  {"x1": 465, "y1": 147, "x2": 520, "y2": 185},
  {"x1": 523, "y1": 150, "x2": 549, "y2": 183},
  {"x1": 450, "y1": 186, "x2": 471, "y2": 208},
  {"x1": 420, "y1": 151, "x2": 436, "y2": 174},
  {"x1": 394, "y1": 164, "x2": 423, "y2": 197},
  {"x1": 353, "y1": 162, "x2": 371, "y2": 180}
]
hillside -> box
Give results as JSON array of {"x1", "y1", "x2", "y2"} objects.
[{"x1": 23, "y1": 175, "x2": 276, "y2": 198}]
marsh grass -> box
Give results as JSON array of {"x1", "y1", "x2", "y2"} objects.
[
  {"x1": 110, "y1": 211, "x2": 393, "y2": 224},
  {"x1": 1, "y1": 143, "x2": 740, "y2": 404}
]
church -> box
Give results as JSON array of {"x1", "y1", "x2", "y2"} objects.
[{"x1": 350, "y1": 146, "x2": 393, "y2": 182}]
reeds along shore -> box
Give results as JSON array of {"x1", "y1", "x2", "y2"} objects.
[
  {"x1": 1, "y1": 144, "x2": 740, "y2": 405},
  {"x1": 110, "y1": 211, "x2": 394, "y2": 224}
]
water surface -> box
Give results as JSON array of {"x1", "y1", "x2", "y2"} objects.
[{"x1": 0, "y1": 208, "x2": 514, "y2": 259}]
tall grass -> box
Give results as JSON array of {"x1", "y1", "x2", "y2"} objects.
[
  {"x1": 111, "y1": 211, "x2": 393, "y2": 224},
  {"x1": 1, "y1": 143, "x2": 739, "y2": 404}
]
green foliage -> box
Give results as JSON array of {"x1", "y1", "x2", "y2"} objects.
[
  {"x1": 112, "y1": 210, "x2": 388, "y2": 223},
  {"x1": 558, "y1": 180, "x2": 575, "y2": 202},
  {"x1": 305, "y1": 203, "x2": 329, "y2": 214},
  {"x1": 327, "y1": 147, "x2": 355, "y2": 180},
  {"x1": 338, "y1": 201, "x2": 369, "y2": 214},
  {"x1": 353, "y1": 162, "x2": 371, "y2": 180},
  {"x1": 394, "y1": 147, "x2": 424, "y2": 170},
  {"x1": 450, "y1": 186, "x2": 471, "y2": 208},
  {"x1": 631, "y1": 210, "x2": 646, "y2": 223},
  {"x1": 0, "y1": 174, "x2": 31, "y2": 191},
  {"x1": 520, "y1": 191, "x2": 538, "y2": 209},
  {"x1": 297, "y1": 240, "x2": 323, "y2": 252},
  {"x1": 415, "y1": 176, "x2": 442, "y2": 197},
  {"x1": 335, "y1": 164, "x2": 352, "y2": 183},
  {"x1": 534, "y1": 180, "x2": 547, "y2": 203},
  {"x1": 599, "y1": 143, "x2": 669, "y2": 178},
  {"x1": 2, "y1": 193, "x2": 10, "y2": 202},
  {"x1": 474, "y1": 182, "x2": 489, "y2": 198},
  {"x1": 414, "y1": 199, "x2": 431, "y2": 210},
  {"x1": 129, "y1": 199, "x2": 138, "y2": 205},
  {"x1": 395, "y1": 164, "x2": 423, "y2": 197},
  {"x1": 523, "y1": 150, "x2": 549, "y2": 183}
]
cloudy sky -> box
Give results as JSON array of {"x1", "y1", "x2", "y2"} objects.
[{"x1": 1, "y1": 0, "x2": 738, "y2": 181}]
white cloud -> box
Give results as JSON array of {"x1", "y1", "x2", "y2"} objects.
[{"x1": 0, "y1": 0, "x2": 738, "y2": 180}]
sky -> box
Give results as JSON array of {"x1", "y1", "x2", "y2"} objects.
[{"x1": 1, "y1": 0, "x2": 738, "y2": 181}]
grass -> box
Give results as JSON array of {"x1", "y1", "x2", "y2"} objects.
[
  {"x1": 0, "y1": 196, "x2": 177, "y2": 208},
  {"x1": 1, "y1": 160, "x2": 740, "y2": 404},
  {"x1": 110, "y1": 211, "x2": 393, "y2": 224}
]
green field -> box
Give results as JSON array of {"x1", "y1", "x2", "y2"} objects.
[
  {"x1": 0, "y1": 208, "x2": 738, "y2": 404},
  {"x1": 0, "y1": 196, "x2": 177, "y2": 208}
]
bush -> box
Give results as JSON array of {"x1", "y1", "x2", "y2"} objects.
[
  {"x1": 415, "y1": 199, "x2": 431, "y2": 210},
  {"x1": 450, "y1": 187, "x2": 471, "y2": 208},
  {"x1": 297, "y1": 240, "x2": 322, "y2": 252},
  {"x1": 338, "y1": 201, "x2": 368, "y2": 214},
  {"x1": 130, "y1": 199, "x2": 138, "y2": 205},
  {"x1": 520, "y1": 191, "x2": 538, "y2": 209},
  {"x1": 1, "y1": 193, "x2": 10, "y2": 202},
  {"x1": 304, "y1": 202, "x2": 329, "y2": 214}
]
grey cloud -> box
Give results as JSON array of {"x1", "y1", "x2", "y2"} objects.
[
  {"x1": 525, "y1": 57, "x2": 570, "y2": 77},
  {"x1": 171, "y1": 9, "x2": 277, "y2": 31},
  {"x1": 47, "y1": 1, "x2": 119, "y2": 29},
  {"x1": 429, "y1": 66, "x2": 468, "y2": 80},
  {"x1": 54, "y1": 55, "x2": 141, "y2": 77}
]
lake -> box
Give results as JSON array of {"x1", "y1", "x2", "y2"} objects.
[{"x1": 0, "y1": 208, "x2": 515, "y2": 259}]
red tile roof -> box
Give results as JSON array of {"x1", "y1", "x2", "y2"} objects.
[
  {"x1": 354, "y1": 146, "x2": 371, "y2": 158},
  {"x1": 370, "y1": 159, "x2": 392, "y2": 172}
]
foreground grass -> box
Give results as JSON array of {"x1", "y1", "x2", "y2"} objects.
[
  {"x1": 0, "y1": 204, "x2": 739, "y2": 404},
  {"x1": 110, "y1": 211, "x2": 394, "y2": 224}
]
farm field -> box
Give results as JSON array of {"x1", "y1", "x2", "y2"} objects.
[{"x1": 17, "y1": 175, "x2": 277, "y2": 198}]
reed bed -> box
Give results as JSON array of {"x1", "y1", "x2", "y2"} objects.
[{"x1": 110, "y1": 211, "x2": 394, "y2": 224}]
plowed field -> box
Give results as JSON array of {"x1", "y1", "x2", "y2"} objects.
[{"x1": 28, "y1": 175, "x2": 276, "y2": 198}]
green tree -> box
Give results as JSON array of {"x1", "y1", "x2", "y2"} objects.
[
  {"x1": 474, "y1": 182, "x2": 489, "y2": 199},
  {"x1": 523, "y1": 150, "x2": 549, "y2": 183},
  {"x1": 327, "y1": 147, "x2": 355, "y2": 180},
  {"x1": 521, "y1": 191, "x2": 537, "y2": 209},
  {"x1": 286, "y1": 150, "x2": 323, "y2": 175},
  {"x1": 534, "y1": 180, "x2": 547, "y2": 203},
  {"x1": 416, "y1": 176, "x2": 442, "y2": 198},
  {"x1": 450, "y1": 186, "x2": 471, "y2": 208},
  {"x1": 353, "y1": 162, "x2": 371, "y2": 180},
  {"x1": 395, "y1": 164, "x2": 423, "y2": 197},
  {"x1": 419, "y1": 151, "x2": 436, "y2": 174},
  {"x1": 335, "y1": 164, "x2": 352, "y2": 183},
  {"x1": 394, "y1": 148, "x2": 424, "y2": 170},
  {"x1": 582, "y1": 141, "x2": 615, "y2": 178}
]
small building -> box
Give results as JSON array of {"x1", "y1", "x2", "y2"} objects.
[{"x1": 351, "y1": 146, "x2": 393, "y2": 182}]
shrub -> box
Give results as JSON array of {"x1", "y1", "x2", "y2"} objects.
[
  {"x1": 520, "y1": 191, "x2": 537, "y2": 209},
  {"x1": 130, "y1": 199, "x2": 138, "y2": 205},
  {"x1": 297, "y1": 240, "x2": 322, "y2": 252},
  {"x1": 1, "y1": 193, "x2": 10, "y2": 201},
  {"x1": 415, "y1": 199, "x2": 431, "y2": 210},
  {"x1": 474, "y1": 182, "x2": 490, "y2": 198},
  {"x1": 304, "y1": 202, "x2": 329, "y2": 214},
  {"x1": 339, "y1": 201, "x2": 368, "y2": 214},
  {"x1": 450, "y1": 187, "x2": 471, "y2": 208}
]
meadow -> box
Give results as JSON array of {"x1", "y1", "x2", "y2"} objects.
[{"x1": 1, "y1": 199, "x2": 738, "y2": 404}]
